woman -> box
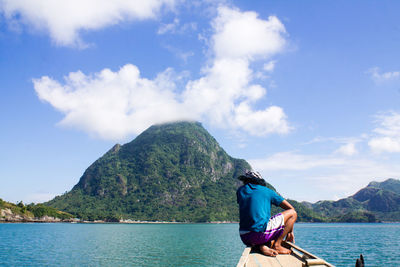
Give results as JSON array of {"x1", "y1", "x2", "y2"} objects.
[{"x1": 236, "y1": 171, "x2": 297, "y2": 256}]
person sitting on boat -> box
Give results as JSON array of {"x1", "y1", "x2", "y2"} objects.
[{"x1": 237, "y1": 171, "x2": 297, "y2": 256}]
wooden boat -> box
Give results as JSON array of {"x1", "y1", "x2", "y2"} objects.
[{"x1": 236, "y1": 241, "x2": 334, "y2": 267}]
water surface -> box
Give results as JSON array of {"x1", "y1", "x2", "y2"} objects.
[{"x1": 0, "y1": 223, "x2": 399, "y2": 266}]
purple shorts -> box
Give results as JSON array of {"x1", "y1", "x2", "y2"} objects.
[{"x1": 240, "y1": 213, "x2": 285, "y2": 247}]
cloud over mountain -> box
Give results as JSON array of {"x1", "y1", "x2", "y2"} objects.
[{"x1": 33, "y1": 6, "x2": 291, "y2": 140}]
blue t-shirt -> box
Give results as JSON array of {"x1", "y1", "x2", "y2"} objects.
[{"x1": 237, "y1": 183, "x2": 284, "y2": 232}]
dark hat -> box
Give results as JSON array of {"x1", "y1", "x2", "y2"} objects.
[
  {"x1": 238, "y1": 170, "x2": 263, "y2": 181},
  {"x1": 238, "y1": 170, "x2": 267, "y2": 186}
]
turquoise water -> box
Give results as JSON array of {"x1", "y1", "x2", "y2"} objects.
[{"x1": 0, "y1": 223, "x2": 399, "y2": 266}]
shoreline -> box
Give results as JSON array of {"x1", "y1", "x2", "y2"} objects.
[
  {"x1": 2, "y1": 220, "x2": 400, "y2": 224},
  {"x1": 0, "y1": 218, "x2": 240, "y2": 224}
]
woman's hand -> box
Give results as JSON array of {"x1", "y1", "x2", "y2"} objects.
[{"x1": 286, "y1": 232, "x2": 295, "y2": 243}]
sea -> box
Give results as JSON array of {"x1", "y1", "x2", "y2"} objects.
[{"x1": 0, "y1": 223, "x2": 399, "y2": 266}]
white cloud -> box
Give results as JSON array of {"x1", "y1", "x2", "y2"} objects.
[
  {"x1": 0, "y1": 0, "x2": 175, "y2": 47},
  {"x1": 263, "y1": 60, "x2": 276, "y2": 72},
  {"x1": 249, "y1": 151, "x2": 400, "y2": 201},
  {"x1": 368, "y1": 112, "x2": 400, "y2": 153},
  {"x1": 183, "y1": 6, "x2": 290, "y2": 134},
  {"x1": 368, "y1": 67, "x2": 400, "y2": 83},
  {"x1": 249, "y1": 152, "x2": 346, "y2": 171},
  {"x1": 335, "y1": 142, "x2": 357, "y2": 156},
  {"x1": 34, "y1": 65, "x2": 191, "y2": 140},
  {"x1": 157, "y1": 18, "x2": 197, "y2": 35},
  {"x1": 33, "y1": 6, "x2": 290, "y2": 140},
  {"x1": 158, "y1": 18, "x2": 180, "y2": 34},
  {"x1": 177, "y1": 51, "x2": 195, "y2": 63},
  {"x1": 212, "y1": 7, "x2": 286, "y2": 60},
  {"x1": 234, "y1": 103, "x2": 290, "y2": 136}
]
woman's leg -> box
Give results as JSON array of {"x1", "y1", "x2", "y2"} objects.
[{"x1": 272, "y1": 209, "x2": 297, "y2": 254}]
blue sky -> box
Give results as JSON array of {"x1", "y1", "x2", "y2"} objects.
[{"x1": 1, "y1": 0, "x2": 400, "y2": 204}]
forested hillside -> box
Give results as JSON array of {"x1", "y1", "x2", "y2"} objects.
[{"x1": 47, "y1": 122, "x2": 251, "y2": 221}]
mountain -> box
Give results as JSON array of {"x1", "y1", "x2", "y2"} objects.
[
  {"x1": 47, "y1": 121, "x2": 252, "y2": 222},
  {"x1": 366, "y1": 178, "x2": 400, "y2": 195},
  {"x1": 311, "y1": 178, "x2": 400, "y2": 222},
  {"x1": 47, "y1": 121, "x2": 323, "y2": 222}
]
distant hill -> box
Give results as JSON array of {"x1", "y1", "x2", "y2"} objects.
[
  {"x1": 0, "y1": 198, "x2": 73, "y2": 222},
  {"x1": 311, "y1": 178, "x2": 400, "y2": 222},
  {"x1": 366, "y1": 178, "x2": 400, "y2": 195}
]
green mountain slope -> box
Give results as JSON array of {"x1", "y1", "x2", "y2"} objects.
[
  {"x1": 47, "y1": 122, "x2": 252, "y2": 222},
  {"x1": 311, "y1": 178, "x2": 400, "y2": 222},
  {"x1": 367, "y1": 178, "x2": 400, "y2": 195}
]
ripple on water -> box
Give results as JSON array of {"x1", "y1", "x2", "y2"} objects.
[{"x1": 0, "y1": 223, "x2": 399, "y2": 266}]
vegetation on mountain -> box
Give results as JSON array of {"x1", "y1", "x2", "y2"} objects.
[
  {"x1": 47, "y1": 122, "x2": 252, "y2": 222},
  {"x1": 0, "y1": 198, "x2": 73, "y2": 222},
  {"x1": 311, "y1": 178, "x2": 400, "y2": 222},
  {"x1": 367, "y1": 178, "x2": 400, "y2": 195},
  {"x1": 331, "y1": 211, "x2": 378, "y2": 223}
]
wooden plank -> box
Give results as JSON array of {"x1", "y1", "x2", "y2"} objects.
[
  {"x1": 236, "y1": 247, "x2": 251, "y2": 267},
  {"x1": 239, "y1": 243, "x2": 334, "y2": 267},
  {"x1": 285, "y1": 241, "x2": 319, "y2": 259},
  {"x1": 275, "y1": 254, "x2": 304, "y2": 267},
  {"x1": 246, "y1": 253, "x2": 304, "y2": 267},
  {"x1": 285, "y1": 241, "x2": 335, "y2": 267},
  {"x1": 291, "y1": 248, "x2": 304, "y2": 260},
  {"x1": 305, "y1": 259, "x2": 328, "y2": 265},
  {"x1": 247, "y1": 253, "x2": 282, "y2": 267}
]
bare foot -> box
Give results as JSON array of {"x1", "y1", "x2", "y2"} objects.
[
  {"x1": 272, "y1": 245, "x2": 291, "y2": 254},
  {"x1": 259, "y1": 245, "x2": 278, "y2": 257}
]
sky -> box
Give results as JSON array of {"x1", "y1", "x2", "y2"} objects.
[{"x1": 1, "y1": 0, "x2": 400, "y2": 204}]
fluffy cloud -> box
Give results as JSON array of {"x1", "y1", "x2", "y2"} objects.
[
  {"x1": 34, "y1": 65, "x2": 190, "y2": 139},
  {"x1": 0, "y1": 0, "x2": 175, "y2": 47},
  {"x1": 335, "y1": 142, "x2": 357, "y2": 156},
  {"x1": 368, "y1": 67, "x2": 400, "y2": 83},
  {"x1": 183, "y1": 6, "x2": 290, "y2": 134},
  {"x1": 368, "y1": 112, "x2": 400, "y2": 153},
  {"x1": 33, "y1": 6, "x2": 290, "y2": 140},
  {"x1": 212, "y1": 7, "x2": 286, "y2": 60}
]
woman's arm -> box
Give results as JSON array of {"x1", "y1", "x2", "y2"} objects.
[{"x1": 279, "y1": 199, "x2": 295, "y2": 210}]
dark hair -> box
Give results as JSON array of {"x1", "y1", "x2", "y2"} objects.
[{"x1": 238, "y1": 171, "x2": 267, "y2": 187}]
